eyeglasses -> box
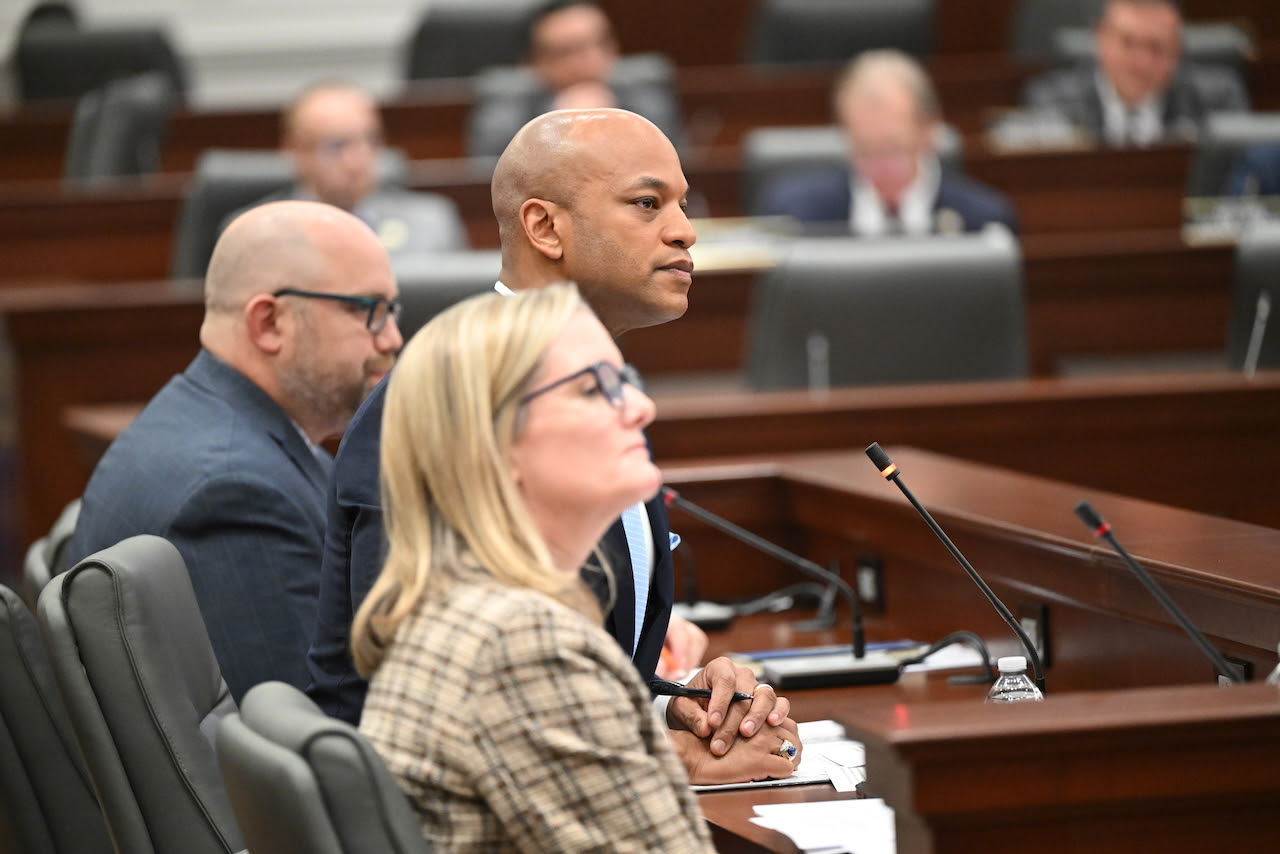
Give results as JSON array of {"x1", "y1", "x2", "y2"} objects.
[
  {"x1": 272, "y1": 288, "x2": 402, "y2": 334},
  {"x1": 519, "y1": 361, "x2": 644, "y2": 409}
]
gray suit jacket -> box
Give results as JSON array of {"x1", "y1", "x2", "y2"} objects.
[
  {"x1": 466, "y1": 54, "x2": 685, "y2": 158},
  {"x1": 67, "y1": 349, "x2": 333, "y2": 703},
  {"x1": 1023, "y1": 60, "x2": 1249, "y2": 144}
]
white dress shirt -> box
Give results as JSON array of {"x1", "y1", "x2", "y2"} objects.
[{"x1": 848, "y1": 155, "x2": 942, "y2": 237}]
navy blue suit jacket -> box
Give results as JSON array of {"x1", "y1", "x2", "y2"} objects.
[
  {"x1": 761, "y1": 166, "x2": 1019, "y2": 235},
  {"x1": 1226, "y1": 141, "x2": 1280, "y2": 196},
  {"x1": 305, "y1": 376, "x2": 675, "y2": 724},
  {"x1": 67, "y1": 349, "x2": 332, "y2": 702}
]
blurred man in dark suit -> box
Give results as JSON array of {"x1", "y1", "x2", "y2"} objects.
[
  {"x1": 466, "y1": 1, "x2": 683, "y2": 157},
  {"x1": 1023, "y1": 0, "x2": 1247, "y2": 146},
  {"x1": 1226, "y1": 141, "x2": 1280, "y2": 197},
  {"x1": 762, "y1": 49, "x2": 1018, "y2": 237}
]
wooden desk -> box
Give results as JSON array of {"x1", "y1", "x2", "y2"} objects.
[
  {"x1": 671, "y1": 450, "x2": 1280, "y2": 852},
  {"x1": 0, "y1": 141, "x2": 1204, "y2": 283}
]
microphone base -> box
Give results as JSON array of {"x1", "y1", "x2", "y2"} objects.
[
  {"x1": 670, "y1": 601, "x2": 736, "y2": 632},
  {"x1": 761, "y1": 650, "x2": 902, "y2": 691}
]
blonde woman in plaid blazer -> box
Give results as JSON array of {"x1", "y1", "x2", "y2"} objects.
[{"x1": 354, "y1": 285, "x2": 787, "y2": 851}]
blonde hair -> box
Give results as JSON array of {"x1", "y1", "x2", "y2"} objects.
[
  {"x1": 834, "y1": 49, "x2": 941, "y2": 124},
  {"x1": 351, "y1": 283, "x2": 602, "y2": 676}
]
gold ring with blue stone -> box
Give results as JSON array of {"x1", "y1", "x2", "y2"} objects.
[{"x1": 776, "y1": 739, "x2": 797, "y2": 761}]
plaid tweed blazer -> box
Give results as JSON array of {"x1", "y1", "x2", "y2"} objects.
[{"x1": 360, "y1": 572, "x2": 714, "y2": 853}]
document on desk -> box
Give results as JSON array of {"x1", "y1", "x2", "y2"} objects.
[
  {"x1": 690, "y1": 719, "x2": 866, "y2": 793},
  {"x1": 751, "y1": 798, "x2": 895, "y2": 854}
]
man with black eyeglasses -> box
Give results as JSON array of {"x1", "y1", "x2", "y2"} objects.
[{"x1": 68, "y1": 200, "x2": 403, "y2": 703}]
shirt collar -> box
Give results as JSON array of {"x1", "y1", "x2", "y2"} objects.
[
  {"x1": 849, "y1": 154, "x2": 941, "y2": 237},
  {"x1": 1095, "y1": 69, "x2": 1163, "y2": 146}
]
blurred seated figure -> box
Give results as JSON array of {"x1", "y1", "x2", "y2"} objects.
[
  {"x1": 466, "y1": 1, "x2": 683, "y2": 158},
  {"x1": 1022, "y1": 0, "x2": 1248, "y2": 147},
  {"x1": 760, "y1": 50, "x2": 1018, "y2": 237},
  {"x1": 1226, "y1": 141, "x2": 1280, "y2": 197},
  {"x1": 248, "y1": 82, "x2": 468, "y2": 258},
  {"x1": 355, "y1": 285, "x2": 789, "y2": 850}
]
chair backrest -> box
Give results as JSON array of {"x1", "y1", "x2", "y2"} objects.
[
  {"x1": 21, "y1": 498, "x2": 80, "y2": 612},
  {"x1": 745, "y1": 0, "x2": 936, "y2": 66},
  {"x1": 17, "y1": 24, "x2": 186, "y2": 103},
  {"x1": 63, "y1": 71, "x2": 177, "y2": 185},
  {"x1": 745, "y1": 229, "x2": 1028, "y2": 390},
  {"x1": 1009, "y1": 0, "x2": 1107, "y2": 62},
  {"x1": 393, "y1": 250, "x2": 502, "y2": 340},
  {"x1": 36, "y1": 535, "x2": 242, "y2": 854},
  {"x1": 1187, "y1": 111, "x2": 1280, "y2": 198},
  {"x1": 403, "y1": 0, "x2": 537, "y2": 80},
  {"x1": 741, "y1": 123, "x2": 965, "y2": 216},
  {"x1": 169, "y1": 147, "x2": 409, "y2": 279},
  {"x1": 1226, "y1": 224, "x2": 1280, "y2": 372},
  {"x1": 217, "y1": 681, "x2": 431, "y2": 854},
  {"x1": 1051, "y1": 22, "x2": 1253, "y2": 76},
  {"x1": 0, "y1": 585, "x2": 113, "y2": 854}
]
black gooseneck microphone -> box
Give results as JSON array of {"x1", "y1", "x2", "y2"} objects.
[
  {"x1": 663, "y1": 487, "x2": 865, "y2": 657},
  {"x1": 1073, "y1": 500, "x2": 1244, "y2": 684},
  {"x1": 663, "y1": 487, "x2": 901, "y2": 689},
  {"x1": 865, "y1": 443, "x2": 1046, "y2": 693}
]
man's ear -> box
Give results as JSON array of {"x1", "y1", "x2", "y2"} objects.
[
  {"x1": 520, "y1": 198, "x2": 565, "y2": 261},
  {"x1": 245, "y1": 293, "x2": 287, "y2": 355}
]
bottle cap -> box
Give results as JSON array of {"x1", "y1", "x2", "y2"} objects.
[{"x1": 997, "y1": 655, "x2": 1027, "y2": 673}]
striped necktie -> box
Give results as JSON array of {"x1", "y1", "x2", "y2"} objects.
[{"x1": 620, "y1": 503, "x2": 650, "y2": 655}]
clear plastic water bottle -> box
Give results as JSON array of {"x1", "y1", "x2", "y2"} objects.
[
  {"x1": 1265, "y1": 643, "x2": 1280, "y2": 686},
  {"x1": 985, "y1": 655, "x2": 1044, "y2": 703}
]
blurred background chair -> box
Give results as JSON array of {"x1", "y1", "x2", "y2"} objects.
[
  {"x1": 403, "y1": 0, "x2": 537, "y2": 81},
  {"x1": 745, "y1": 0, "x2": 936, "y2": 66},
  {"x1": 393, "y1": 249, "x2": 502, "y2": 340},
  {"x1": 1009, "y1": 0, "x2": 1108, "y2": 62},
  {"x1": 20, "y1": 498, "x2": 79, "y2": 612},
  {"x1": 169, "y1": 147, "x2": 409, "y2": 279},
  {"x1": 745, "y1": 229, "x2": 1028, "y2": 390},
  {"x1": 740, "y1": 123, "x2": 965, "y2": 216},
  {"x1": 217, "y1": 681, "x2": 431, "y2": 854},
  {"x1": 63, "y1": 71, "x2": 178, "y2": 186},
  {"x1": 37, "y1": 535, "x2": 244, "y2": 854},
  {"x1": 1226, "y1": 224, "x2": 1280, "y2": 372},
  {"x1": 1187, "y1": 111, "x2": 1280, "y2": 197},
  {"x1": 16, "y1": 23, "x2": 187, "y2": 104},
  {"x1": 0, "y1": 585, "x2": 113, "y2": 854}
]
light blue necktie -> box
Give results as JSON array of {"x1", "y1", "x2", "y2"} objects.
[{"x1": 620, "y1": 503, "x2": 650, "y2": 655}]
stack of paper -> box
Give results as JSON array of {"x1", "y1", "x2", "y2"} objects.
[{"x1": 750, "y1": 799, "x2": 896, "y2": 854}]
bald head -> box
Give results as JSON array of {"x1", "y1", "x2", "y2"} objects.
[
  {"x1": 489, "y1": 108, "x2": 695, "y2": 336},
  {"x1": 492, "y1": 108, "x2": 669, "y2": 245},
  {"x1": 205, "y1": 202, "x2": 328, "y2": 316}
]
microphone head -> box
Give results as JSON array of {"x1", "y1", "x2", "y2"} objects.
[
  {"x1": 865, "y1": 443, "x2": 897, "y2": 478},
  {"x1": 1073, "y1": 500, "x2": 1108, "y2": 535},
  {"x1": 661, "y1": 486, "x2": 678, "y2": 507}
]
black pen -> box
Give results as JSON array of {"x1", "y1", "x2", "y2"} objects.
[{"x1": 648, "y1": 679, "x2": 755, "y2": 703}]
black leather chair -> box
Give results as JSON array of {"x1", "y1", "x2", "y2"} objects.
[
  {"x1": 36, "y1": 535, "x2": 245, "y2": 854},
  {"x1": 393, "y1": 249, "x2": 502, "y2": 340},
  {"x1": 0, "y1": 585, "x2": 113, "y2": 854},
  {"x1": 745, "y1": 0, "x2": 936, "y2": 66},
  {"x1": 63, "y1": 71, "x2": 177, "y2": 185},
  {"x1": 217, "y1": 681, "x2": 431, "y2": 854},
  {"x1": 17, "y1": 24, "x2": 186, "y2": 103},
  {"x1": 20, "y1": 498, "x2": 80, "y2": 612},
  {"x1": 169, "y1": 147, "x2": 409, "y2": 279},
  {"x1": 1226, "y1": 224, "x2": 1280, "y2": 373},
  {"x1": 403, "y1": 0, "x2": 537, "y2": 81},
  {"x1": 1187, "y1": 112, "x2": 1280, "y2": 198},
  {"x1": 741, "y1": 123, "x2": 965, "y2": 216},
  {"x1": 745, "y1": 229, "x2": 1028, "y2": 390}
]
